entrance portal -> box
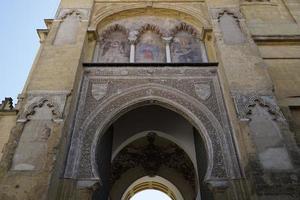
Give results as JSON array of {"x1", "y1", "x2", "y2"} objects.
[{"x1": 92, "y1": 105, "x2": 211, "y2": 200}]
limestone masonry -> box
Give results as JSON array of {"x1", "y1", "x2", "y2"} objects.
[{"x1": 0, "y1": 0, "x2": 300, "y2": 199}]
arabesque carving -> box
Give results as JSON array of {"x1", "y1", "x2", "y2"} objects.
[
  {"x1": 20, "y1": 98, "x2": 62, "y2": 122},
  {"x1": 57, "y1": 8, "x2": 89, "y2": 20},
  {"x1": 233, "y1": 94, "x2": 284, "y2": 121},
  {"x1": 137, "y1": 24, "x2": 164, "y2": 40},
  {"x1": 171, "y1": 22, "x2": 198, "y2": 37},
  {"x1": 99, "y1": 24, "x2": 128, "y2": 43},
  {"x1": 111, "y1": 132, "x2": 196, "y2": 187}
]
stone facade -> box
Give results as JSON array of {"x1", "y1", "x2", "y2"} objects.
[{"x1": 0, "y1": 0, "x2": 300, "y2": 200}]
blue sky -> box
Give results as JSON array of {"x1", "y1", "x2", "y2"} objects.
[{"x1": 0, "y1": 1, "x2": 60, "y2": 103}]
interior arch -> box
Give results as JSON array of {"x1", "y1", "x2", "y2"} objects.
[
  {"x1": 122, "y1": 176, "x2": 184, "y2": 200},
  {"x1": 92, "y1": 104, "x2": 212, "y2": 200}
]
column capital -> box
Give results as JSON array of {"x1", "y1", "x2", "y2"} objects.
[
  {"x1": 128, "y1": 31, "x2": 138, "y2": 44},
  {"x1": 162, "y1": 36, "x2": 173, "y2": 44}
]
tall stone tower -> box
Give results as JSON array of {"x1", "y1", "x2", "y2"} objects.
[{"x1": 0, "y1": 0, "x2": 300, "y2": 199}]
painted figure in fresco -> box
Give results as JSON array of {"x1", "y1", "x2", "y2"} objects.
[
  {"x1": 139, "y1": 43, "x2": 160, "y2": 61},
  {"x1": 171, "y1": 32, "x2": 202, "y2": 63},
  {"x1": 136, "y1": 32, "x2": 164, "y2": 63},
  {"x1": 101, "y1": 39, "x2": 129, "y2": 62}
]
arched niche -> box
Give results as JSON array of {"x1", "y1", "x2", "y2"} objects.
[
  {"x1": 217, "y1": 11, "x2": 245, "y2": 44},
  {"x1": 11, "y1": 99, "x2": 61, "y2": 171},
  {"x1": 92, "y1": 8, "x2": 212, "y2": 63},
  {"x1": 135, "y1": 24, "x2": 165, "y2": 63},
  {"x1": 170, "y1": 23, "x2": 204, "y2": 63},
  {"x1": 54, "y1": 10, "x2": 82, "y2": 45},
  {"x1": 95, "y1": 24, "x2": 130, "y2": 62}
]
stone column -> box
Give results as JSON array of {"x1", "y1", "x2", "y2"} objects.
[
  {"x1": 162, "y1": 37, "x2": 173, "y2": 63},
  {"x1": 199, "y1": 40, "x2": 208, "y2": 63},
  {"x1": 128, "y1": 31, "x2": 138, "y2": 63}
]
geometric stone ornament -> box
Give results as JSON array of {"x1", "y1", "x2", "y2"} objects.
[
  {"x1": 12, "y1": 103, "x2": 53, "y2": 171},
  {"x1": 91, "y1": 83, "x2": 108, "y2": 101},
  {"x1": 64, "y1": 66, "x2": 242, "y2": 195},
  {"x1": 111, "y1": 132, "x2": 196, "y2": 187},
  {"x1": 11, "y1": 91, "x2": 69, "y2": 171},
  {"x1": 17, "y1": 92, "x2": 69, "y2": 122},
  {"x1": 232, "y1": 94, "x2": 284, "y2": 121},
  {"x1": 194, "y1": 83, "x2": 211, "y2": 101},
  {"x1": 56, "y1": 8, "x2": 90, "y2": 21}
]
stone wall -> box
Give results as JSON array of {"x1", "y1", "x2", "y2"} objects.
[
  {"x1": 0, "y1": 0, "x2": 300, "y2": 199},
  {"x1": 0, "y1": 98, "x2": 17, "y2": 161}
]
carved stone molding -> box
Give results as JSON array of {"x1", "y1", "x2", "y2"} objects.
[
  {"x1": 137, "y1": 24, "x2": 164, "y2": 40},
  {"x1": 56, "y1": 8, "x2": 90, "y2": 21},
  {"x1": 111, "y1": 132, "x2": 196, "y2": 187},
  {"x1": 18, "y1": 91, "x2": 69, "y2": 122},
  {"x1": 99, "y1": 24, "x2": 128, "y2": 43},
  {"x1": 170, "y1": 22, "x2": 198, "y2": 37},
  {"x1": 210, "y1": 8, "x2": 243, "y2": 20},
  {"x1": 232, "y1": 94, "x2": 284, "y2": 121},
  {"x1": 64, "y1": 67, "x2": 241, "y2": 187}
]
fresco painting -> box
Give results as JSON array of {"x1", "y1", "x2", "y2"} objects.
[
  {"x1": 136, "y1": 31, "x2": 165, "y2": 63},
  {"x1": 171, "y1": 32, "x2": 202, "y2": 63},
  {"x1": 99, "y1": 32, "x2": 130, "y2": 63}
]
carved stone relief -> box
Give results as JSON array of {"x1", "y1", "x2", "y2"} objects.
[
  {"x1": 91, "y1": 83, "x2": 108, "y2": 101},
  {"x1": 233, "y1": 94, "x2": 300, "y2": 196},
  {"x1": 111, "y1": 133, "x2": 196, "y2": 188},
  {"x1": 11, "y1": 92, "x2": 67, "y2": 171},
  {"x1": 64, "y1": 66, "x2": 241, "y2": 190},
  {"x1": 195, "y1": 83, "x2": 211, "y2": 101},
  {"x1": 12, "y1": 102, "x2": 53, "y2": 170},
  {"x1": 249, "y1": 105, "x2": 293, "y2": 170},
  {"x1": 56, "y1": 8, "x2": 89, "y2": 20}
]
